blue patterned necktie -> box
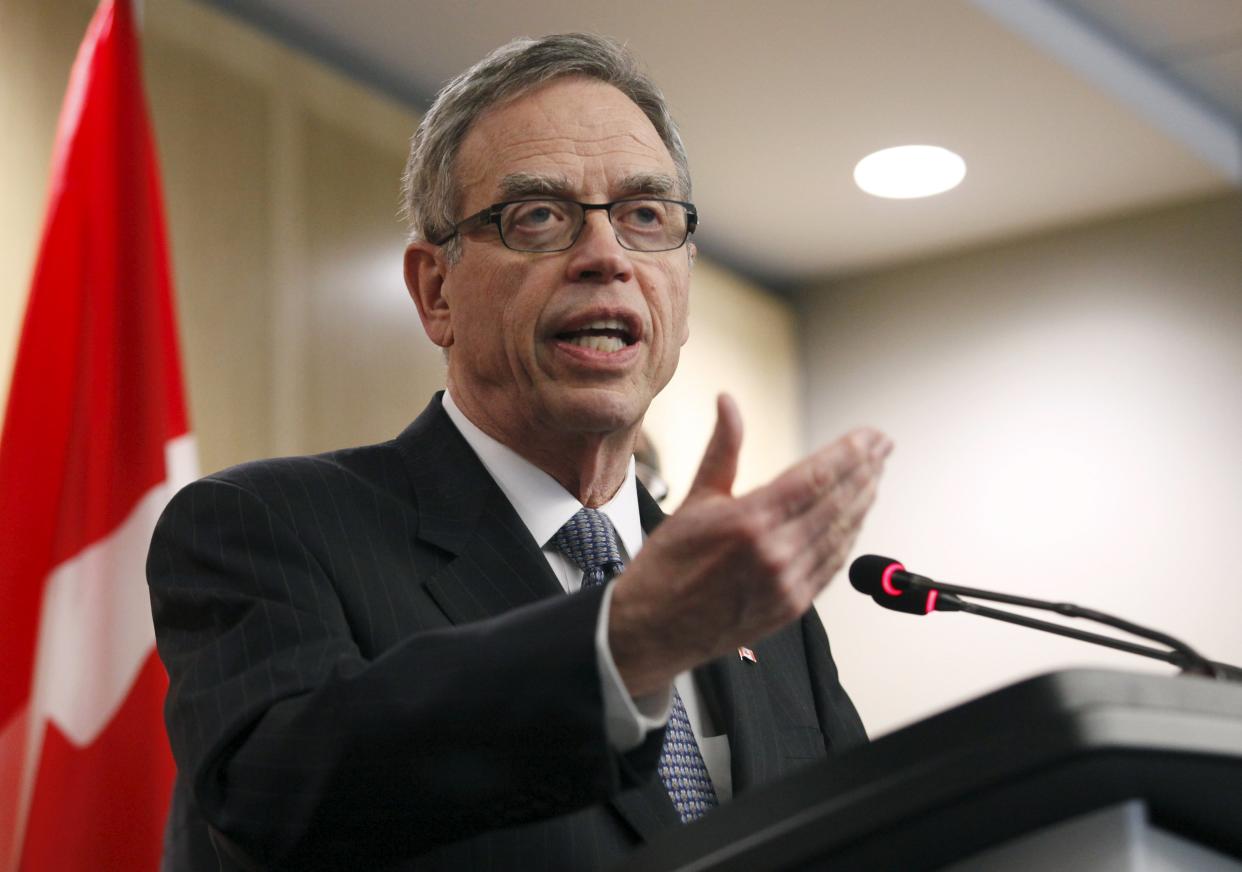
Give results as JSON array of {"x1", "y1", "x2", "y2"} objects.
[{"x1": 550, "y1": 507, "x2": 719, "y2": 823}]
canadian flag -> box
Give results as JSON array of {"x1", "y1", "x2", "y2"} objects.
[{"x1": 0, "y1": 1, "x2": 194, "y2": 868}]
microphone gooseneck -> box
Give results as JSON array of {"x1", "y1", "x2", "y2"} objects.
[{"x1": 848, "y1": 555, "x2": 1238, "y2": 680}]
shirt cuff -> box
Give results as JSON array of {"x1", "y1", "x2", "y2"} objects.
[{"x1": 596, "y1": 582, "x2": 672, "y2": 751}]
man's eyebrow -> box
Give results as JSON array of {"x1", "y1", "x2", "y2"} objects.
[
  {"x1": 495, "y1": 171, "x2": 680, "y2": 202},
  {"x1": 617, "y1": 173, "x2": 677, "y2": 198},
  {"x1": 497, "y1": 173, "x2": 573, "y2": 200}
]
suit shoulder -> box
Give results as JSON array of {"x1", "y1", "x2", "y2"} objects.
[{"x1": 173, "y1": 439, "x2": 411, "y2": 511}]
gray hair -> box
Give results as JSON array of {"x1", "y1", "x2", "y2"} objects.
[{"x1": 400, "y1": 33, "x2": 691, "y2": 262}]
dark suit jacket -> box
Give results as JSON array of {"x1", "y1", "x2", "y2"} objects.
[{"x1": 147, "y1": 394, "x2": 866, "y2": 871}]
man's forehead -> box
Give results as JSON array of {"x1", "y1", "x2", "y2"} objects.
[
  {"x1": 455, "y1": 78, "x2": 676, "y2": 201},
  {"x1": 496, "y1": 170, "x2": 677, "y2": 201}
]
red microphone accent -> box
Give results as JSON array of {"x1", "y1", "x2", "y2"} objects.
[
  {"x1": 925, "y1": 589, "x2": 939, "y2": 614},
  {"x1": 881, "y1": 562, "x2": 905, "y2": 596}
]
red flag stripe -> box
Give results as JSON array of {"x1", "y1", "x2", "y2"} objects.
[
  {"x1": 0, "y1": 0, "x2": 185, "y2": 724},
  {"x1": 0, "y1": 0, "x2": 190, "y2": 867},
  {"x1": 18, "y1": 654, "x2": 174, "y2": 872}
]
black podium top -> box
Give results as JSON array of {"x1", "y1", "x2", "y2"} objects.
[{"x1": 621, "y1": 669, "x2": 1242, "y2": 871}]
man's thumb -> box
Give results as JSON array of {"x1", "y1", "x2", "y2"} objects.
[{"x1": 687, "y1": 393, "x2": 743, "y2": 499}]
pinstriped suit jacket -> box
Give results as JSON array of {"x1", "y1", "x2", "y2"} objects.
[{"x1": 147, "y1": 394, "x2": 866, "y2": 871}]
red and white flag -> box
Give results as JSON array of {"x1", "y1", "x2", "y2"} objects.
[{"x1": 0, "y1": 1, "x2": 194, "y2": 868}]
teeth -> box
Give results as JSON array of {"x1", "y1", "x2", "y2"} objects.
[
  {"x1": 558, "y1": 316, "x2": 634, "y2": 352},
  {"x1": 567, "y1": 335, "x2": 626, "y2": 353}
]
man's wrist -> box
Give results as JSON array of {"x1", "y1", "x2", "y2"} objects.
[{"x1": 596, "y1": 582, "x2": 672, "y2": 750}]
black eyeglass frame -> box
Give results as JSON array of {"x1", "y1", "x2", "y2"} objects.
[{"x1": 432, "y1": 197, "x2": 699, "y2": 253}]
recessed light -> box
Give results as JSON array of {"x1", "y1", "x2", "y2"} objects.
[{"x1": 853, "y1": 145, "x2": 966, "y2": 199}]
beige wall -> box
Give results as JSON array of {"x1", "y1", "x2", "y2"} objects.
[
  {"x1": 142, "y1": 0, "x2": 445, "y2": 472},
  {"x1": 0, "y1": 0, "x2": 94, "y2": 422},
  {"x1": 0, "y1": 0, "x2": 800, "y2": 484},
  {"x1": 800, "y1": 192, "x2": 1242, "y2": 736},
  {"x1": 646, "y1": 259, "x2": 803, "y2": 508}
]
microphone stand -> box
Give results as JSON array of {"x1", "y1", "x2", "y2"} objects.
[{"x1": 908, "y1": 581, "x2": 1242, "y2": 682}]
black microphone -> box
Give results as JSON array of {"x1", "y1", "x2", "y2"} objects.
[
  {"x1": 848, "y1": 554, "x2": 958, "y2": 615},
  {"x1": 848, "y1": 554, "x2": 1242, "y2": 681}
]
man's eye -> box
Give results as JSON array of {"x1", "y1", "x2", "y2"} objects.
[
  {"x1": 509, "y1": 202, "x2": 566, "y2": 227},
  {"x1": 617, "y1": 202, "x2": 667, "y2": 228},
  {"x1": 519, "y1": 207, "x2": 553, "y2": 225}
]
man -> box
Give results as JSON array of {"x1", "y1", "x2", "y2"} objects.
[{"x1": 148, "y1": 33, "x2": 891, "y2": 871}]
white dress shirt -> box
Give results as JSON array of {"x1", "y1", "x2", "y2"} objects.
[{"x1": 443, "y1": 391, "x2": 732, "y2": 801}]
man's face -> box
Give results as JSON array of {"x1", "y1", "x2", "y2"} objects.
[{"x1": 426, "y1": 77, "x2": 692, "y2": 441}]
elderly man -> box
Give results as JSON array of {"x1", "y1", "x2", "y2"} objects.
[{"x1": 148, "y1": 33, "x2": 891, "y2": 872}]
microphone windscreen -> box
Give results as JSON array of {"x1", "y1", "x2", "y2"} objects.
[{"x1": 849, "y1": 554, "x2": 903, "y2": 595}]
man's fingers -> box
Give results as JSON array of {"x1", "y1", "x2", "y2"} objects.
[
  {"x1": 794, "y1": 446, "x2": 883, "y2": 541},
  {"x1": 782, "y1": 472, "x2": 881, "y2": 588},
  {"x1": 686, "y1": 393, "x2": 744, "y2": 500},
  {"x1": 748, "y1": 427, "x2": 891, "y2": 524},
  {"x1": 755, "y1": 435, "x2": 888, "y2": 601}
]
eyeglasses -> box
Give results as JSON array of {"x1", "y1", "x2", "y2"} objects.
[{"x1": 433, "y1": 197, "x2": 698, "y2": 253}]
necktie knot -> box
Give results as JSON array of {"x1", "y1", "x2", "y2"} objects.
[{"x1": 550, "y1": 507, "x2": 624, "y2": 588}]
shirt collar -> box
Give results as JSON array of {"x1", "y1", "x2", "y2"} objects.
[{"x1": 442, "y1": 390, "x2": 644, "y2": 558}]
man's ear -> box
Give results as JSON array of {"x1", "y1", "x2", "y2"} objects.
[{"x1": 405, "y1": 241, "x2": 453, "y2": 348}]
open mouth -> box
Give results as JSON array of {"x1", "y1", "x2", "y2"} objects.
[{"x1": 555, "y1": 318, "x2": 637, "y2": 353}]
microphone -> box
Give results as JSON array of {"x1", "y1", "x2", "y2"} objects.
[
  {"x1": 848, "y1": 555, "x2": 1241, "y2": 681},
  {"x1": 848, "y1": 555, "x2": 958, "y2": 615}
]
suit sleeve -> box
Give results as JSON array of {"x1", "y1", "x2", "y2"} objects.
[{"x1": 147, "y1": 473, "x2": 659, "y2": 869}]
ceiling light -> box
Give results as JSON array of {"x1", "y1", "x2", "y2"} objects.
[{"x1": 853, "y1": 145, "x2": 966, "y2": 199}]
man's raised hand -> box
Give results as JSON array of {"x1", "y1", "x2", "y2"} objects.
[{"x1": 610, "y1": 394, "x2": 892, "y2": 696}]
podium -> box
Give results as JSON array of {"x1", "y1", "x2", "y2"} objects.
[{"x1": 621, "y1": 669, "x2": 1242, "y2": 871}]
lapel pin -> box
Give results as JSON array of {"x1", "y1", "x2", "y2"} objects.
[{"x1": 737, "y1": 645, "x2": 757, "y2": 664}]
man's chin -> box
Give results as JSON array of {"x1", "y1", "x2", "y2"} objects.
[{"x1": 540, "y1": 387, "x2": 647, "y2": 436}]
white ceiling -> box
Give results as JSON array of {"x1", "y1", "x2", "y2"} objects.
[
  {"x1": 1062, "y1": 0, "x2": 1242, "y2": 118},
  {"x1": 199, "y1": 0, "x2": 1242, "y2": 289}
]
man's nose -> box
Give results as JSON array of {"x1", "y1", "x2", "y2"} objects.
[{"x1": 564, "y1": 211, "x2": 634, "y2": 284}]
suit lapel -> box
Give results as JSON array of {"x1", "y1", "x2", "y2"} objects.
[
  {"x1": 399, "y1": 432, "x2": 801, "y2": 826},
  {"x1": 697, "y1": 647, "x2": 779, "y2": 794},
  {"x1": 395, "y1": 399, "x2": 679, "y2": 838},
  {"x1": 393, "y1": 395, "x2": 563, "y2": 624}
]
